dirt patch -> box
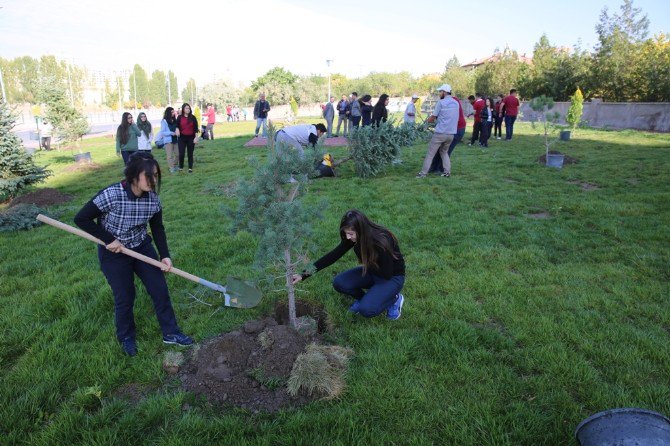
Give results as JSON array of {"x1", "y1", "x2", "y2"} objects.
[
  {"x1": 179, "y1": 317, "x2": 316, "y2": 413},
  {"x1": 63, "y1": 162, "x2": 103, "y2": 173},
  {"x1": 537, "y1": 150, "x2": 579, "y2": 165},
  {"x1": 111, "y1": 383, "x2": 153, "y2": 405},
  {"x1": 568, "y1": 180, "x2": 599, "y2": 191},
  {"x1": 9, "y1": 188, "x2": 73, "y2": 208},
  {"x1": 523, "y1": 211, "x2": 552, "y2": 219}
]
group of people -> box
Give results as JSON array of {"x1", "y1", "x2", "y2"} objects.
[
  {"x1": 225, "y1": 104, "x2": 246, "y2": 122},
  {"x1": 467, "y1": 89, "x2": 521, "y2": 148},
  {"x1": 321, "y1": 93, "x2": 391, "y2": 138},
  {"x1": 412, "y1": 87, "x2": 521, "y2": 178},
  {"x1": 115, "y1": 103, "x2": 200, "y2": 174}
]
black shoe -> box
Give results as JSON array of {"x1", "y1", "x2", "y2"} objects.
[{"x1": 121, "y1": 338, "x2": 137, "y2": 356}]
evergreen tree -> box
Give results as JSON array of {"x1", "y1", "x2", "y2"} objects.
[
  {"x1": 0, "y1": 101, "x2": 51, "y2": 200},
  {"x1": 39, "y1": 80, "x2": 89, "y2": 148},
  {"x1": 233, "y1": 125, "x2": 324, "y2": 328}
]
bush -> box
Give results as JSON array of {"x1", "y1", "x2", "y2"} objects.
[
  {"x1": 287, "y1": 344, "x2": 354, "y2": 398},
  {"x1": 0, "y1": 204, "x2": 47, "y2": 232},
  {"x1": 566, "y1": 87, "x2": 584, "y2": 130}
]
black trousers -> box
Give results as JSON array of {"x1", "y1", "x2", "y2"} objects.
[
  {"x1": 469, "y1": 121, "x2": 482, "y2": 144},
  {"x1": 98, "y1": 239, "x2": 180, "y2": 342},
  {"x1": 178, "y1": 135, "x2": 195, "y2": 169}
]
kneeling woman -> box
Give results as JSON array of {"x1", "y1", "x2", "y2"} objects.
[
  {"x1": 292, "y1": 209, "x2": 405, "y2": 320},
  {"x1": 74, "y1": 152, "x2": 193, "y2": 356}
]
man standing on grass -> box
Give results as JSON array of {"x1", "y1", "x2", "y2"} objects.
[
  {"x1": 253, "y1": 93, "x2": 271, "y2": 137},
  {"x1": 404, "y1": 94, "x2": 420, "y2": 125},
  {"x1": 468, "y1": 93, "x2": 484, "y2": 146},
  {"x1": 203, "y1": 103, "x2": 216, "y2": 140},
  {"x1": 416, "y1": 84, "x2": 458, "y2": 178},
  {"x1": 335, "y1": 94, "x2": 349, "y2": 137},
  {"x1": 323, "y1": 96, "x2": 335, "y2": 138},
  {"x1": 502, "y1": 88, "x2": 520, "y2": 140}
]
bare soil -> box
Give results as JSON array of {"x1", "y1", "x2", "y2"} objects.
[
  {"x1": 177, "y1": 301, "x2": 329, "y2": 413},
  {"x1": 9, "y1": 188, "x2": 73, "y2": 208}
]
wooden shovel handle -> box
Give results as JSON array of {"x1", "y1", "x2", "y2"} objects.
[{"x1": 36, "y1": 214, "x2": 201, "y2": 284}]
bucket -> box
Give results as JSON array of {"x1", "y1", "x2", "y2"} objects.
[
  {"x1": 546, "y1": 153, "x2": 565, "y2": 169},
  {"x1": 74, "y1": 152, "x2": 92, "y2": 163},
  {"x1": 575, "y1": 408, "x2": 670, "y2": 446},
  {"x1": 560, "y1": 130, "x2": 571, "y2": 141}
]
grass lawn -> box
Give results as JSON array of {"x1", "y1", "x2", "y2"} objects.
[{"x1": 1, "y1": 119, "x2": 669, "y2": 445}]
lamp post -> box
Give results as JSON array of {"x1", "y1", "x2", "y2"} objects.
[
  {"x1": 0, "y1": 65, "x2": 7, "y2": 102},
  {"x1": 326, "y1": 59, "x2": 333, "y2": 102}
]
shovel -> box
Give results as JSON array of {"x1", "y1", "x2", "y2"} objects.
[{"x1": 36, "y1": 214, "x2": 262, "y2": 308}]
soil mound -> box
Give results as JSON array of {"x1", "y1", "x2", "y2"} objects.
[
  {"x1": 10, "y1": 188, "x2": 73, "y2": 207},
  {"x1": 179, "y1": 316, "x2": 317, "y2": 413},
  {"x1": 537, "y1": 150, "x2": 579, "y2": 165}
]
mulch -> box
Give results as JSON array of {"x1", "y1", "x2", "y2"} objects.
[{"x1": 9, "y1": 188, "x2": 73, "y2": 208}]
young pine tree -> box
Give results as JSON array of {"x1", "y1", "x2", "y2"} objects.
[
  {"x1": 0, "y1": 100, "x2": 52, "y2": 200},
  {"x1": 233, "y1": 123, "x2": 325, "y2": 328}
]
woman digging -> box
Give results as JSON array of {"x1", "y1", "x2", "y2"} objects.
[
  {"x1": 74, "y1": 152, "x2": 193, "y2": 356},
  {"x1": 292, "y1": 209, "x2": 406, "y2": 320}
]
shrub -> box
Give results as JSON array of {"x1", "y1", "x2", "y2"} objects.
[
  {"x1": 566, "y1": 87, "x2": 584, "y2": 130},
  {"x1": 0, "y1": 204, "x2": 47, "y2": 232},
  {"x1": 287, "y1": 344, "x2": 354, "y2": 399}
]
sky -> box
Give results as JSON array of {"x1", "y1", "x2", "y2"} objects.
[{"x1": 1, "y1": 0, "x2": 669, "y2": 89}]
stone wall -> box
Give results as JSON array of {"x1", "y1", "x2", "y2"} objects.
[{"x1": 519, "y1": 100, "x2": 670, "y2": 132}]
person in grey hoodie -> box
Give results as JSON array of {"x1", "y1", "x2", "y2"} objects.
[
  {"x1": 323, "y1": 96, "x2": 335, "y2": 137},
  {"x1": 348, "y1": 92, "x2": 361, "y2": 130}
]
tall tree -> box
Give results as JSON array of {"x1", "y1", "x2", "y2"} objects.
[
  {"x1": 0, "y1": 100, "x2": 51, "y2": 200},
  {"x1": 593, "y1": 0, "x2": 649, "y2": 100},
  {"x1": 181, "y1": 78, "x2": 197, "y2": 104},
  {"x1": 129, "y1": 64, "x2": 150, "y2": 107},
  {"x1": 475, "y1": 49, "x2": 526, "y2": 97},
  {"x1": 149, "y1": 70, "x2": 167, "y2": 107},
  {"x1": 442, "y1": 56, "x2": 477, "y2": 98},
  {"x1": 251, "y1": 67, "x2": 298, "y2": 105},
  {"x1": 167, "y1": 70, "x2": 178, "y2": 105}
]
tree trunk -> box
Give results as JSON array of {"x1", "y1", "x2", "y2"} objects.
[{"x1": 284, "y1": 248, "x2": 298, "y2": 329}]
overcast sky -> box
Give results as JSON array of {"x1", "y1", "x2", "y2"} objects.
[{"x1": 1, "y1": 0, "x2": 668, "y2": 88}]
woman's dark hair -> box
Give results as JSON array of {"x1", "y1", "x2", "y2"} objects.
[
  {"x1": 116, "y1": 112, "x2": 133, "y2": 146},
  {"x1": 180, "y1": 103, "x2": 192, "y2": 116},
  {"x1": 163, "y1": 107, "x2": 175, "y2": 123},
  {"x1": 372, "y1": 94, "x2": 389, "y2": 124},
  {"x1": 136, "y1": 112, "x2": 152, "y2": 138},
  {"x1": 124, "y1": 151, "x2": 162, "y2": 193},
  {"x1": 360, "y1": 94, "x2": 371, "y2": 104},
  {"x1": 339, "y1": 209, "x2": 398, "y2": 274}
]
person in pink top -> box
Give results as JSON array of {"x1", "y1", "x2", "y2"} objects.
[
  {"x1": 502, "y1": 89, "x2": 520, "y2": 140},
  {"x1": 203, "y1": 103, "x2": 216, "y2": 140}
]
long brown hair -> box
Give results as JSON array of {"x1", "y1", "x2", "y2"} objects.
[
  {"x1": 116, "y1": 112, "x2": 133, "y2": 146},
  {"x1": 339, "y1": 209, "x2": 398, "y2": 274}
]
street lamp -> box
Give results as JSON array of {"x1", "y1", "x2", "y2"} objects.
[{"x1": 326, "y1": 59, "x2": 333, "y2": 102}]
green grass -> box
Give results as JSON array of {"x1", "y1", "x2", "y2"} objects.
[{"x1": 1, "y1": 120, "x2": 669, "y2": 445}]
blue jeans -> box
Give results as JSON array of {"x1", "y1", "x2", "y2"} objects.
[
  {"x1": 255, "y1": 118, "x2": 267, "y2": 137},
  {"x1": 98, "y1": 239, "x2": 180, "y2": 341},
  {"x1": 429, "y1": 127, "x2": 464, "y2": 173},
  {"x1": 350, "y1": 116, "x2": 361, "y2": 130},
  {"x1": 332, "y1": 266, "x2": 404, "y2": 318},
  {"x1": 504, "y1": 115, "x2": 517, "y2": 140}
]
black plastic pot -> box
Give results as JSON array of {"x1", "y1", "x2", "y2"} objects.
[
  {"x1": 575, "y1": 408, "x2": 670, "y2": 446},
  {"x1": 560, "y1": 130, "x2": 571, "y2": 141}
]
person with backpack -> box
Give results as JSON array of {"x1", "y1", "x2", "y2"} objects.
[
  {"x1": 74, "y1": 152, "x2": 194, "y2": 356},
  {"x1": 175, "y1": 103, "x2": 199, "y2": 173},
  {"x1": 292, "y1": 209, "x2": 406, "y2": 320}
]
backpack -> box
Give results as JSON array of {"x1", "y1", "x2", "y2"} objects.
[{"x1": 154, "y1": 132, "x2": 165, "y2": 149}]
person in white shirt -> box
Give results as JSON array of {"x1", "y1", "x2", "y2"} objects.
[
  {"x1": 136, "y1": 112, "x2": 153, "y2": 152},
  {"x1": 416, "y1": 84, "x2": 459, "y2": 178},
  {"x1": 275, "y1": 123, "x2": 327, "y2": 156},
  {"x1": 404, "y1": 94, "x2": 420, "y2": 125}
]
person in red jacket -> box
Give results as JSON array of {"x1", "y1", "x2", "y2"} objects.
[
  {"x1": 468, "y1": 93, "x2": 485, "y2": 146},
  {"x1": 175, "y1": 103, "x2": 199, "y2": 173},
  {"x1": 502, "y1": 89, "x2": 520, "y2": 140}
]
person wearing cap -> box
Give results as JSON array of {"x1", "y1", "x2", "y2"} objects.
[
  {"x1": 416, "y1": 84, "x2": 459, "y2": 178},
  {"x1": 404, "y1": 94, "x2": 420, "y2": 125},
  {"x1": 274, "y1": 123, "x2": 327, "y2": 156}
]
